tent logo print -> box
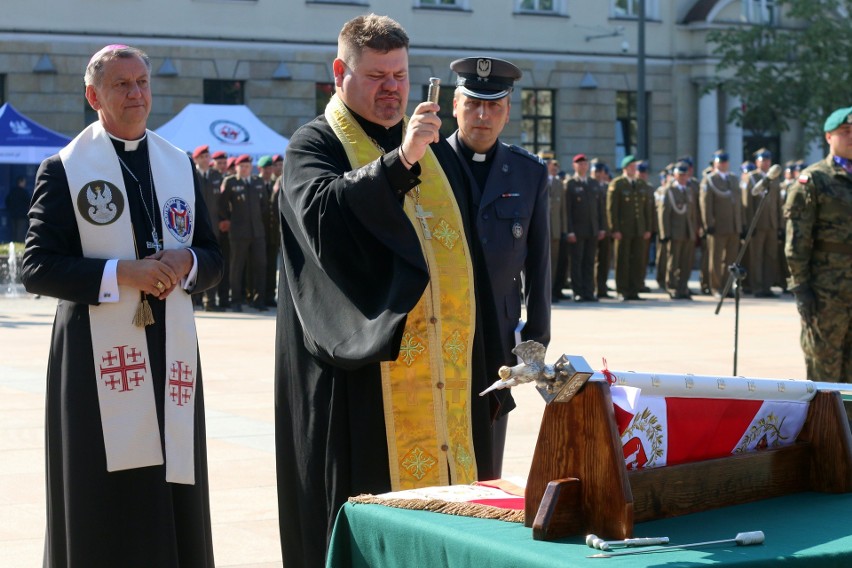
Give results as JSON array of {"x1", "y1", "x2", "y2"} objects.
[
  {"x1": 10, "y1": 120, "x2": 32, "y2": 136},
  {"x1": 210, "y1": 120, "x2": 250, "y2": 145}
]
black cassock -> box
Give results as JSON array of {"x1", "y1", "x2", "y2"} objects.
[
  {"x1": 275, "y1": 112, "x2": 514, "y2": 568},
  {"x1": 22, "y1": 137, "x2": 223, "y2": 568}
]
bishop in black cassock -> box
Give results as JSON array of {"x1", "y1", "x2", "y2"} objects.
[{"x1": 22, "y1": 45, "x2": 222, "y2": 568}]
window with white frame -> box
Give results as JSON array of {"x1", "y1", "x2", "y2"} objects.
[
  {"x1": 520, "y1": 88, "x2": 555, "y2": 156},
  {"x1": 742, "y1": 0, "x2": 777, "y2": 24},
  {"x1": 611, "y1": 0, "x2": 658, "y2": 19},
  {"x1": 417, "y1": 0, "x2": 467, "y2": 8},
  {"x1": 516, "y1": 0, "x2": 565, "y2": 14}
]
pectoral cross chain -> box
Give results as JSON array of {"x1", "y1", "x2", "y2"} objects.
[
  {"x1": 414, "y1": 203, "x2": 433, "y2": 240},
  {"x1": 146, "y1": 229, "x2": 161, "y2": 252}
]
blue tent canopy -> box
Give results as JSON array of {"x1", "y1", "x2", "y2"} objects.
[{"x1": 0, "y1": 103, "x2": 71, "y2": 164}]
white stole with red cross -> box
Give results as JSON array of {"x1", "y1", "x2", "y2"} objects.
[{"x1": 60, "y1": 121, "x2": 198, "y2": 484}]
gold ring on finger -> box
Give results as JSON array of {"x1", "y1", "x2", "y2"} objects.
[{"x1": 156, "y1": 281, "x2": 165, "y2": 291}]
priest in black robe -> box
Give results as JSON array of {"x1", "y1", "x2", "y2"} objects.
[
  {"x1": 275, "y1": 14, "x2": 514, "y2": 568},
  {"x1": 21, "y1": 45, "x2": 222, "y2": 568}
]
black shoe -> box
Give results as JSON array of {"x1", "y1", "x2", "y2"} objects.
[
  {"x1": 597, "y1": 292, "x2": 613, "y2": 299},
  {"x1": 231, "y1": 303, "x2": 243, "y2": 312},
  {"x1": 551, "y1": 296, "x2": 561, "y2": 304},
  {"x1": 640, "y1": 286, "x2": 651, "y2": 293},
  {"x1": 573, "y1": 296, "x2": 587, "y2": 303},
  {"x1": 204, "y1": 305, "x2": 223, "y2": 312},
  {"x1": 585, "y1": 296, "x2": 599, "y2": 303},
  {"x1": 254, "y1": 303, "x2": 269, "y2": 312},
  {"x1": 266, "y1": 300, "x2": 278, "y2": 307}
]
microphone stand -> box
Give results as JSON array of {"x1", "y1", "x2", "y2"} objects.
[{"x1": 714, "y1": 181, "x2": 774, "y2": 375}]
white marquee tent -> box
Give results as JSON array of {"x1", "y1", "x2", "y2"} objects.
[{"x1": 155, "y1": 104, "x2": 289, "y2": 159}]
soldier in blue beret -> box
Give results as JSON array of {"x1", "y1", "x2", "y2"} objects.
[{"x1": 447, "y1": 57, "x2": 551, "y2": 470}]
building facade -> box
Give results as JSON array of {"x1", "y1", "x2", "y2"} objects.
[{"x1": 1, "y1": 0, "x2": 821, "y2": 177}]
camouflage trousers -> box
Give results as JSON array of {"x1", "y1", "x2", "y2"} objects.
[{"x1": 800, "y1": 288, "x2": 852, "y2": 383}]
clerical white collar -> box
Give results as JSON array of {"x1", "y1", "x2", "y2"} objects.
[
  {"x1": 107, "y1": 131, "x2": 147, "y2": 151},
  {"x1": 472, "y1": 152, "x2": 487, "y2": 163}
]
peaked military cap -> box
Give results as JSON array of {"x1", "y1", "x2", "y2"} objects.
[
  {"x1": 741, "y1": 160, "x2": 756, "y2": 173},
  {"x1": 451, "y1": 57, "x2": 522, "y2": 100},
  {"x1": 824, "y1": 106, "x2": 852, "y2": 132},
  {"x1": 753, "y1": 147, "x2": 772, "y2": 160},
  {"x1": 713, "y1": 149, "x2": 729, "y2": 162},
  {"x1": 673, "y1": 161, "x2": 690, "y2": 174},
  {"x1": 637, "y1": 160, "x2": 649, "y2": 173}
]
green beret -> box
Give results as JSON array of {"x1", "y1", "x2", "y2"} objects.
[
  {"x1": 823, "y1": 106, "x2": 852, "y2": 132},
  {"x1": 620, "y1": 154, "x2": 637, "y2": 170},
  {"x1": 257, "y1": 155, "x2": 273, "y2": 168}
]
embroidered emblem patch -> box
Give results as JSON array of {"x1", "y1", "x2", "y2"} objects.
[
  {"x1": 77, "y1": 180, "x2": 124, "y2": 226},
  {"x1": 163, "y1": 197, "x2": 193, "y2": 243}
]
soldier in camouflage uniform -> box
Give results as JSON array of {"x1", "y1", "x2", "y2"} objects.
[{"x1": 784, "y1": 106, "x2": 852, "y2": 383}]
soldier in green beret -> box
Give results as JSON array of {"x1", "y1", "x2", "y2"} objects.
[
  {"x1": 784, "y1": 106, "x2": 852, "y2": 385},
  {"x1": 607, "y1": 155, "x2": 652, "y2": 300}
]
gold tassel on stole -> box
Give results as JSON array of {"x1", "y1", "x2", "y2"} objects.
[{"x1": 133, "y1": 293, "x2": 155, "y2": 327}]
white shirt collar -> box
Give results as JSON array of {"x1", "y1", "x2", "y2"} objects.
[{"x1": 107, "y1": 131, "x2": 147, "y2": 151}]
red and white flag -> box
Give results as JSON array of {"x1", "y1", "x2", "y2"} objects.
[{"x1": 612, "y1": 386, "x2": 809, "y2": 469}]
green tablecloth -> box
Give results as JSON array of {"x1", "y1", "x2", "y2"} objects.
[{"x1": 328, "y1": 492, "x2": 852, "y2": 567}]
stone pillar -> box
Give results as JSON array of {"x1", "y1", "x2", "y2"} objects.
[
  {"x1": 724, "y1": 93, "x2": 744, "y2": 168},
  {"x1": 806, "y1": 137, "x2": 824, "y2": 166},
  {"x1": 696, "y1": 84, "x2": 719, "y2": 167}
]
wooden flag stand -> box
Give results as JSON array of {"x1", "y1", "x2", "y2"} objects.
[{"x1": 525, "y1": 380, "x2": 852, "y2": 541}]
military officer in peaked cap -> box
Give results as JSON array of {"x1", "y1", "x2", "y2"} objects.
[{"x1": 447, "y1": 56, "x2": 550, "y2": 475}]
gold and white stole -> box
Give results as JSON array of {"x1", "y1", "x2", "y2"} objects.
[
  {"x1": 325, "y1": 95, "x2": 479, "y2": 489},
  {"x1": 61, "y1": 122, "x2": 199, "y2": 484}
]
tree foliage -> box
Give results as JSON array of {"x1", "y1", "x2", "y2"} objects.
[{"x1": 708, "y1": 0, "x2": 852, "y2": 149}]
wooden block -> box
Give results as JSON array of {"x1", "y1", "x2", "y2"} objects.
[
  {"x1": 525, "y1": 381, "x2": 633, "y2": 539},
  {"x1": 798, "y1": 390, "x2": 852, "y2": 492},
  {"x1": 531, "y1": 478, "x2": 583, "y2": 541},
  {"x1": 629, "y1": 443, "x2": 812, "y2": 521}
]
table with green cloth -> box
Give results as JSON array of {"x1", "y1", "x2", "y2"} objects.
[{"x1": 327, "y1": 492, "x2": 852, "y2": 567}]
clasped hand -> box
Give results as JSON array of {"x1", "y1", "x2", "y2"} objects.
[{"x1": 117, "y1": 249, "x2": 192, "y2": 299}]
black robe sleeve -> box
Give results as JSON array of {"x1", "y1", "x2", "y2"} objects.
[
  {"x1": 279, "y1": 116, "x2": 429, "y2": 369},
  {"x1": 22, "y1": 154, "x2": 223, "y2": 302},
  {"x1": 21, "y1": 156, "x2": 108, "y2": 304}
]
